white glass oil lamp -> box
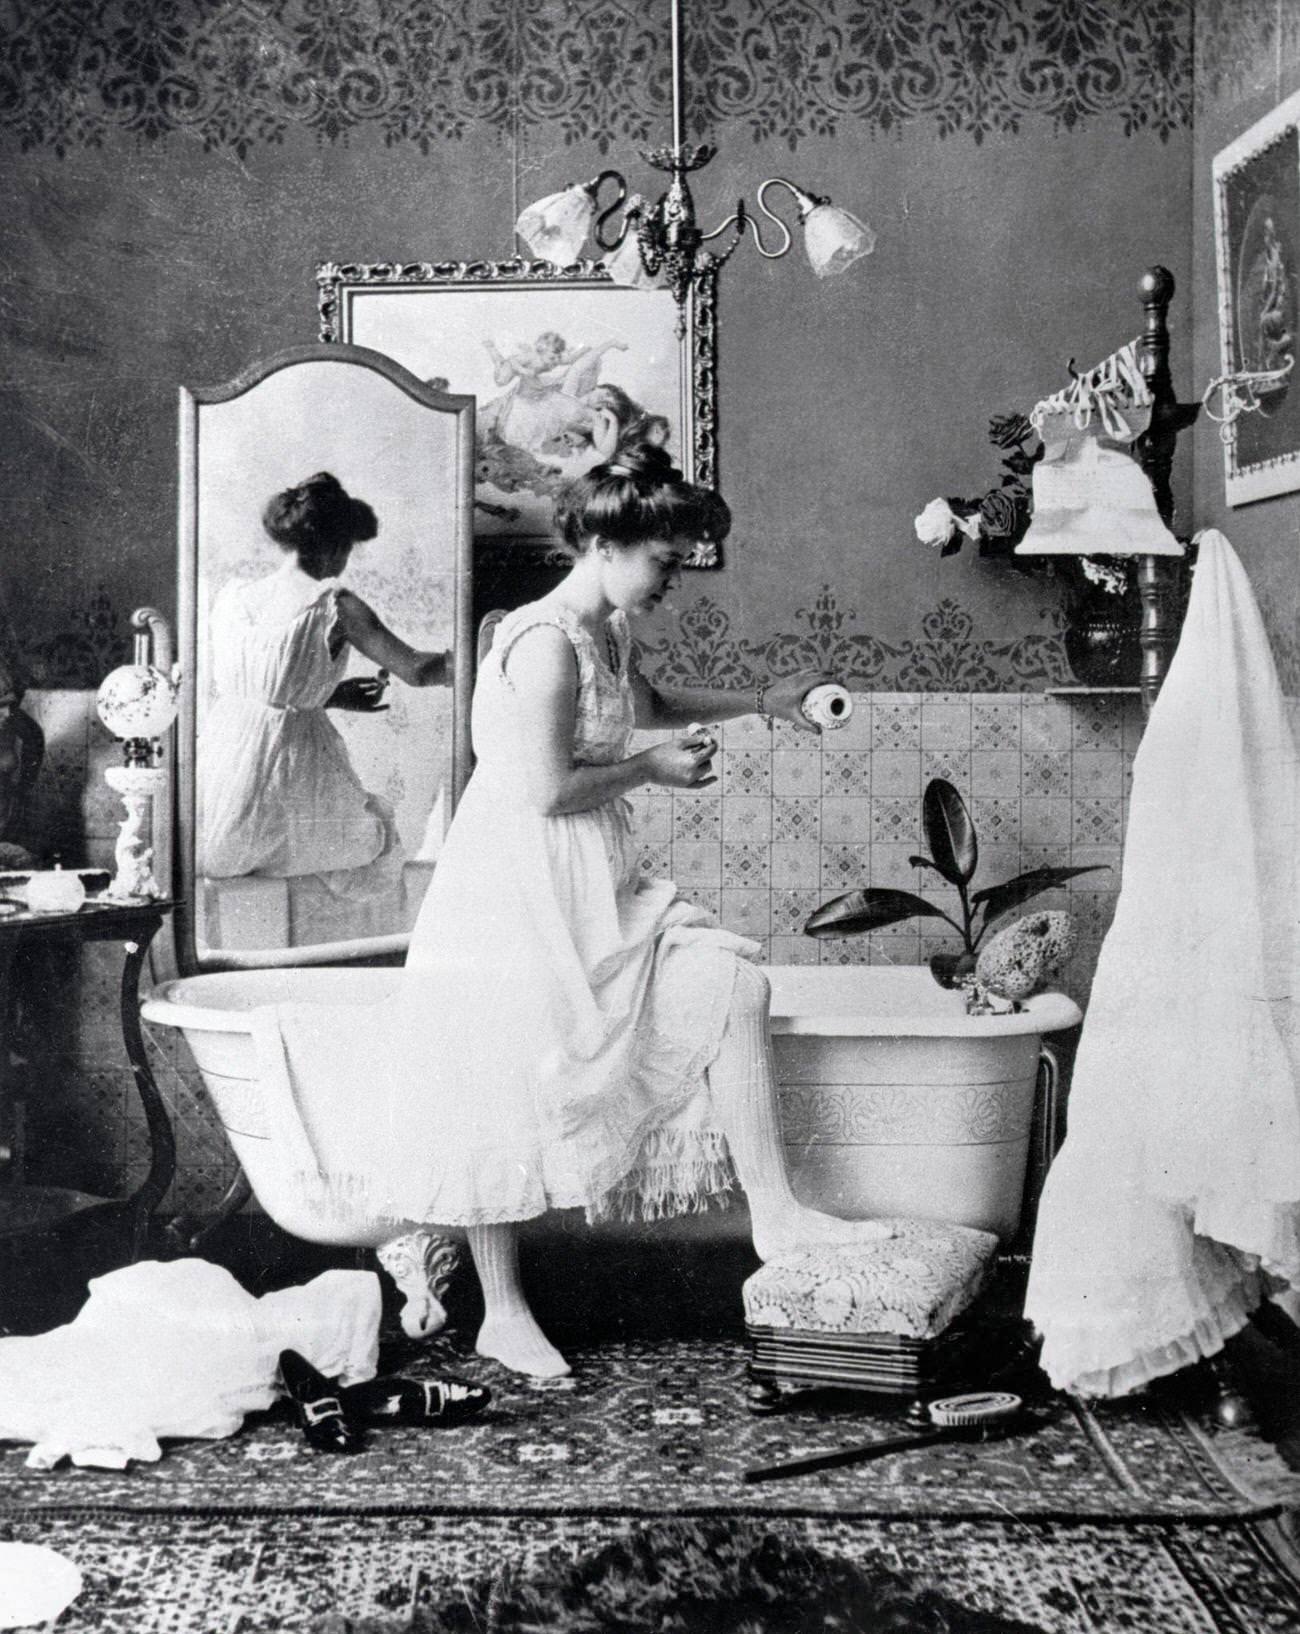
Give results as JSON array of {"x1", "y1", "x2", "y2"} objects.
[{"x1": 95, "y1": 608, "x2": 181, "y2": 903}]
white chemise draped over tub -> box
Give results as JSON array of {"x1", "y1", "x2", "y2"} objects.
[
  {"x1": 249, "y1": 602, "x2": 758, "y2": 1229},
  {"x1": 1026, "y1": 530, "x2": 1300, "y2": 1397},
  {"x1": 199, "y1": 572, "x2": 403, "y2": 901}
]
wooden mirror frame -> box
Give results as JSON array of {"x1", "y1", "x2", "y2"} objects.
[{"x1": 174, "y1": 342, "x2": 475, "y2": 973}]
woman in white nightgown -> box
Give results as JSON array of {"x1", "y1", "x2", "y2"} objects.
[
  {"x1": 198, "y1": 472, "x2": 448, "y2": 893},
  {"x1": 268, "y1": 444, "x2": 891, "y2": 1380}
]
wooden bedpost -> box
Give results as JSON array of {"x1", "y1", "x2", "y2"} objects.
[{"x1": 1133, "y1": 266, "x2": 1200, "y2": 715}]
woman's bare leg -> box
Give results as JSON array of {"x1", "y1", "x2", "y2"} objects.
[
  {"x1": 467, "y1": 1222, "x2": 571, "y2": 1378},
  {"x1": 708, "y1": 960, "x2": 893, "y2": 1261}
]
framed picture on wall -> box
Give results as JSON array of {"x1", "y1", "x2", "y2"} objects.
[
  {"x1": 1212, "y1": 86, "x2": 1300, "y2": 506},
  {"x1": 317, "y1": 259, "x2": 721, "y2": 565}
]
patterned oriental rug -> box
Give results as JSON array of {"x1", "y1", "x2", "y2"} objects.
[
  {"x1": 4, "y1": 1337, "x2": 1300, "y2": 1632},
  {"x1": 4, "y1": 1337, "x2": 1297, "y2": 1520}
]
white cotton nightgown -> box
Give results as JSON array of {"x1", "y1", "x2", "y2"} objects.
[
  {"x1": 198, "y1": 572, "x2": 402, "y2": 898},
  {"x1": 260, "y1": 601, "x2": 758, "y2": 1230},
  {"x1": 0, "y1": 1259, "x2": 380, "y2": 1470}
]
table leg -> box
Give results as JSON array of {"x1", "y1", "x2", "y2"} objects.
[
  {"x1": 165, "y1": 1168, "x2": 254, "y2": 1256},
  {"x1": 120, "y1": 917, "x2": 176, "y2": 1257}
]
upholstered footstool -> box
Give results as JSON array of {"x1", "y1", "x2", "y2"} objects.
[{"x1": 742, "y1": 1217, "x2": 1001, "y2": 1414}]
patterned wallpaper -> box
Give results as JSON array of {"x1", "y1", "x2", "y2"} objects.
[
  {"x1": 1194, "y1": 0, "x2": 1300, "y2": 110},
  {"x1": 1, "y1": 0, "x2": 1191, "y2": 158}
]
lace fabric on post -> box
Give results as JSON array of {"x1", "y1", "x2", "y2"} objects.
[{"x1": 1025, "y1": 530, "x2": 1300, "y2": 1397}]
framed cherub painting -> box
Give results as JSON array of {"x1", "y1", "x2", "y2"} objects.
[
  {"x1": 1212, "y1": 86, "x2": 1300, "y2": 506},
  {"x1": 316, "y1": 259, "x2": 721, "y2": 563}
]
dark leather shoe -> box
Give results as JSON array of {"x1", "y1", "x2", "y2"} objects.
[
  {"x1": 340, "y1": 1373, "x2": 491, "y2": 1428},
  {"x1": 278, "y1": 1349, "x2": 365, "y2": 1454}
]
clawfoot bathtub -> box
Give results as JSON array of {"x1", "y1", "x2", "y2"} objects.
[
  {"x1": 143, "y1": 964, "x2": 1083, "y2": 1293},
  {"x1": 141, "y1": 969, "x2": 459, "y2": 1340}
]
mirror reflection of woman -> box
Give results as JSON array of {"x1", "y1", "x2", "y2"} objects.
[{"x1": 198, "y1": 472, "x2": 449, "y2": 896}]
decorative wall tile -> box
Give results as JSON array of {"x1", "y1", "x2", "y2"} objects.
[
  {"x1": 820, "y1": 797, "x2": 870, "y2": 843},
  {"x1": 870, "y1": 798, "x2": 920, "y2": 845},
  {"x1": 722, "y1": 796, "x2": 772, "y2": 841},
  {"x1": 820, "y1": 751, "x2": 871, "y2": 797},
  {"x1": 920, "y1": 700, "x2": 971, "y2": 749},
  {"x1": 869, "y1": 750, "x2": 920, "y2": 798},
  {"x1": 719, "y1": 888, "x2": 771, "y2": 940},
  {"x1": 1022, "y1": 753, "x2": 1072, "y2": 799},
  {"x1": 1071, "y1": 698, "x2": 1125, "y2": 750},
  {"x1": 770, "y1": 842, "x2": 821, "y2": 889},
  {"x1": 1072, "y1": 799, "x2": 1125, "y2": 847},
  {"x1": 1072, "y1": 751, "x2": 1125, "y2": 797},
  {"x1": 820, "y1": 843, "x2": 871, "y2": 891},
  {"x1": 771, "y1": 753, "x2": 822, "y2": 798},
  {"x1": 639, "y1": 843, "x2": 672, "y2": 880},
  {"x1": 921, "y1": 750, "x2": 970, "y2": 788},
  {"x1": 771, "y1": 889, "x2": 822, "y2": 936},
  {"x1": 635, "y1": 799, "x2": 673, "y2": 844},
  {"x1": 675, "y1": 885, "x2": 720, "y2": 919},
  {"x1": 673, "y1": 797, "x2": 721, "y2": 842},
  {"x1": 870, "y1": 845, "x2": 921, "y2": 890},
  {"x1": 722, "y1": 750, "x2": 772, "y2": 798},
  {"x1": 1021, "y1": 699, "x2": 1075, "y2": 752},
  {"x1": 970, "y1": 751, "x2": 1022, "y2": 797},
  {"x1": 970, "y1": 799, "x2": 1021, "y2": 846},
  {"x1": 770, "y1": 798, "x2": 820, "y2": 843},
  {"x1": 769, "y1": 935, "x2": 819, "y2": 966},
  {"x1": 673, "y1": 841, "x2": 722, "y2": 885},
  {"x1": 1021, "y1": 799, "x2": 1074, "y2": 846},
  {"x1": 872, "y1": 700, "x2": 922, "y2": 750},
  {"x1": 971, "y1": 700, "x2": 1023, "y2": 750},
  {"x1": 721, "y1": 842, "x2": 770, "y2": 888}
]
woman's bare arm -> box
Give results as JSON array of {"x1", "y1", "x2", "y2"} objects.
[
  {"x1": 505, "y1": 626, "x2": 713, "y2": 814},
  {"x1": 334, "y1": 589, "x2": 448, "y2": 686}
]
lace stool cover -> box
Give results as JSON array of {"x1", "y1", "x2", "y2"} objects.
[{"x1": 742, "y1": 1217, "x2": 1000, "y2": 1410}]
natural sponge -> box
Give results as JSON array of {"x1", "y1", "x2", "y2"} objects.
[{"x1": 974, "y1": 910, "x2": 1076, "y2": 1002}]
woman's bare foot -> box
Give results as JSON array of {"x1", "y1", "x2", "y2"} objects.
[
  {"x1": 750, "y1": 1206, "x2": 894, "y2": 1263},
  {"x1": 477, "y1": 1312, "x2": 571, "y2": 1379}
]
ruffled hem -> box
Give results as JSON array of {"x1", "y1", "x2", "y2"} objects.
[
  {"x1": 1036, "y1": 1274, "x2": 1261, "y2": 1399},
  {"x1": 586, "y1": 1128, "x2": 735, "y2": 1225}
]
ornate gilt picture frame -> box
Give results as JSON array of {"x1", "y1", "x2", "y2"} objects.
[
  {"x1": 317, "y1": 259, "x2": 721, "y2": 565},
  {"x1": 1212, "y1": 87, "x2": 1300, "y2": 506}
]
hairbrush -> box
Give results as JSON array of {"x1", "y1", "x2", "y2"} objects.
[{"x1": 742, "y1": 1391, "x2": 1023, "y2": 1484}]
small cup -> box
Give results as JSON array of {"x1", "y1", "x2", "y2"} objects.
[{"x1": 800, "y1": 684, "x2": 853, "y2": 730}]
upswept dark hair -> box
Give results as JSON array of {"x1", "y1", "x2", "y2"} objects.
[
  {"x1": 553, "y1": 441, "x2": 731, "y2": 554},
  {"x1": 262, "y1": 472, "x2": 378, "y2": 566}
]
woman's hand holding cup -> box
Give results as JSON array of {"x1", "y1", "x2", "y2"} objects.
[{"x1": 760, "y1": 671, "x2": 842, "y2": 734}]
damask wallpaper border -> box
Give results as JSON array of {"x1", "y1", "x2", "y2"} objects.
[{"x1": 0, "y1": 0, "x2": 1192, "y2": 160}]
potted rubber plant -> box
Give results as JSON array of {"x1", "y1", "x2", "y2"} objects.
[{"x1": 804, "y1": 778, "x2": 1105, "y2": 986}]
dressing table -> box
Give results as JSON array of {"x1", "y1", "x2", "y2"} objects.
[{"x1": 0, "y1": 895, "x2": 178, "y2": 1327}]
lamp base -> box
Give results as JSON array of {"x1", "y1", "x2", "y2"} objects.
[{"x1": 103, "y1": 765, "x2": 166, "y2": 902}]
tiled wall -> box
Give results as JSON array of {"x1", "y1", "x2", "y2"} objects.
[
  {"x1": 629, "y1": 691, "x2": 1140, "y2": 996},
  {"x1": 14, "y1": 687, "x2": 1142, "y2": 1216}
]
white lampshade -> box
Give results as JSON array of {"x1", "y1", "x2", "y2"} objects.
[
  {"x1": 604, "y1": 218, "x2": 663, "y2": 289},
  {"x1": 803, "y1": 203, "x2": 875, "y2": 278},
  {"x1": 515, "y1": 185, "x2": 597, "y2": 264}
]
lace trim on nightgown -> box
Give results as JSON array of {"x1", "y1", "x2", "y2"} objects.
[{"x1": 490, "y1": 604, "x2": 634, "y2": 766}]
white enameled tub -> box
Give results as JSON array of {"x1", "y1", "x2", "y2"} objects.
[
  {"x1": 142, "y1": 964, "x2": 1081, "y2": 1246},
  {"x1": 767, "y1": 965, "x2": 1081, "y2": 1240}
]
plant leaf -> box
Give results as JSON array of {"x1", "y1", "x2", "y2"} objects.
[
  {"x1": 922, "y1": 779, "x2": 978, "y2": 886},
  {"x1": 908, "y1": 855, "x2": 942, "y2": 874},
  {"x1": 971, "y1": 865, "x2": 1109, "y2": 929},
  {"x1": 804, "y1": 888, "x2": 947, "y2": 939}
]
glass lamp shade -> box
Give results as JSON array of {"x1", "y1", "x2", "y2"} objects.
[
  {"x1": 803, "y1": 203, "x2": 876, "y2": 278},
  {"x1": 515, "y1": 186, "x2": 597, "y2": 264},
  {"x1": 604, "y1": 220, "x2": 664, "y2": 289},
  {"x1": 96, "y1": 663, "x2": 182, "y2": 741}
]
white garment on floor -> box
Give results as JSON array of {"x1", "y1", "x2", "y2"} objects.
[
  {"x1": 258, "y1": 601, "x2": 756, "y2": 1231},
  {"x1": 1025, "y1": 529, "x2": 1300, "y2": 1396},
  {"x1": 0, "y1": 1259, "x2": 381, "y2": 1470},
  {"x1": 198, "y1": 568, "x2": 402, "y2": 899}
]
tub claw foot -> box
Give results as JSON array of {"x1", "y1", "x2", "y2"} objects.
[{"x1": 377, "y1": 1231, "x2": 462, "y2": 1339}]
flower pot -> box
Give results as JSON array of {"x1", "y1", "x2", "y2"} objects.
[{"x1": 1063, "y1": 592, "x2": 1141, "y2": 686}]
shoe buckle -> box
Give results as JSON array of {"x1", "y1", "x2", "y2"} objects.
[{"x1": 303, "y1": 1396, "x2": 344, "y2": 1426}]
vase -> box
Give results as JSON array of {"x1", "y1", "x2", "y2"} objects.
[{"x1": 1063, "y1": 589, "x2": 1142, "y2": 687}]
